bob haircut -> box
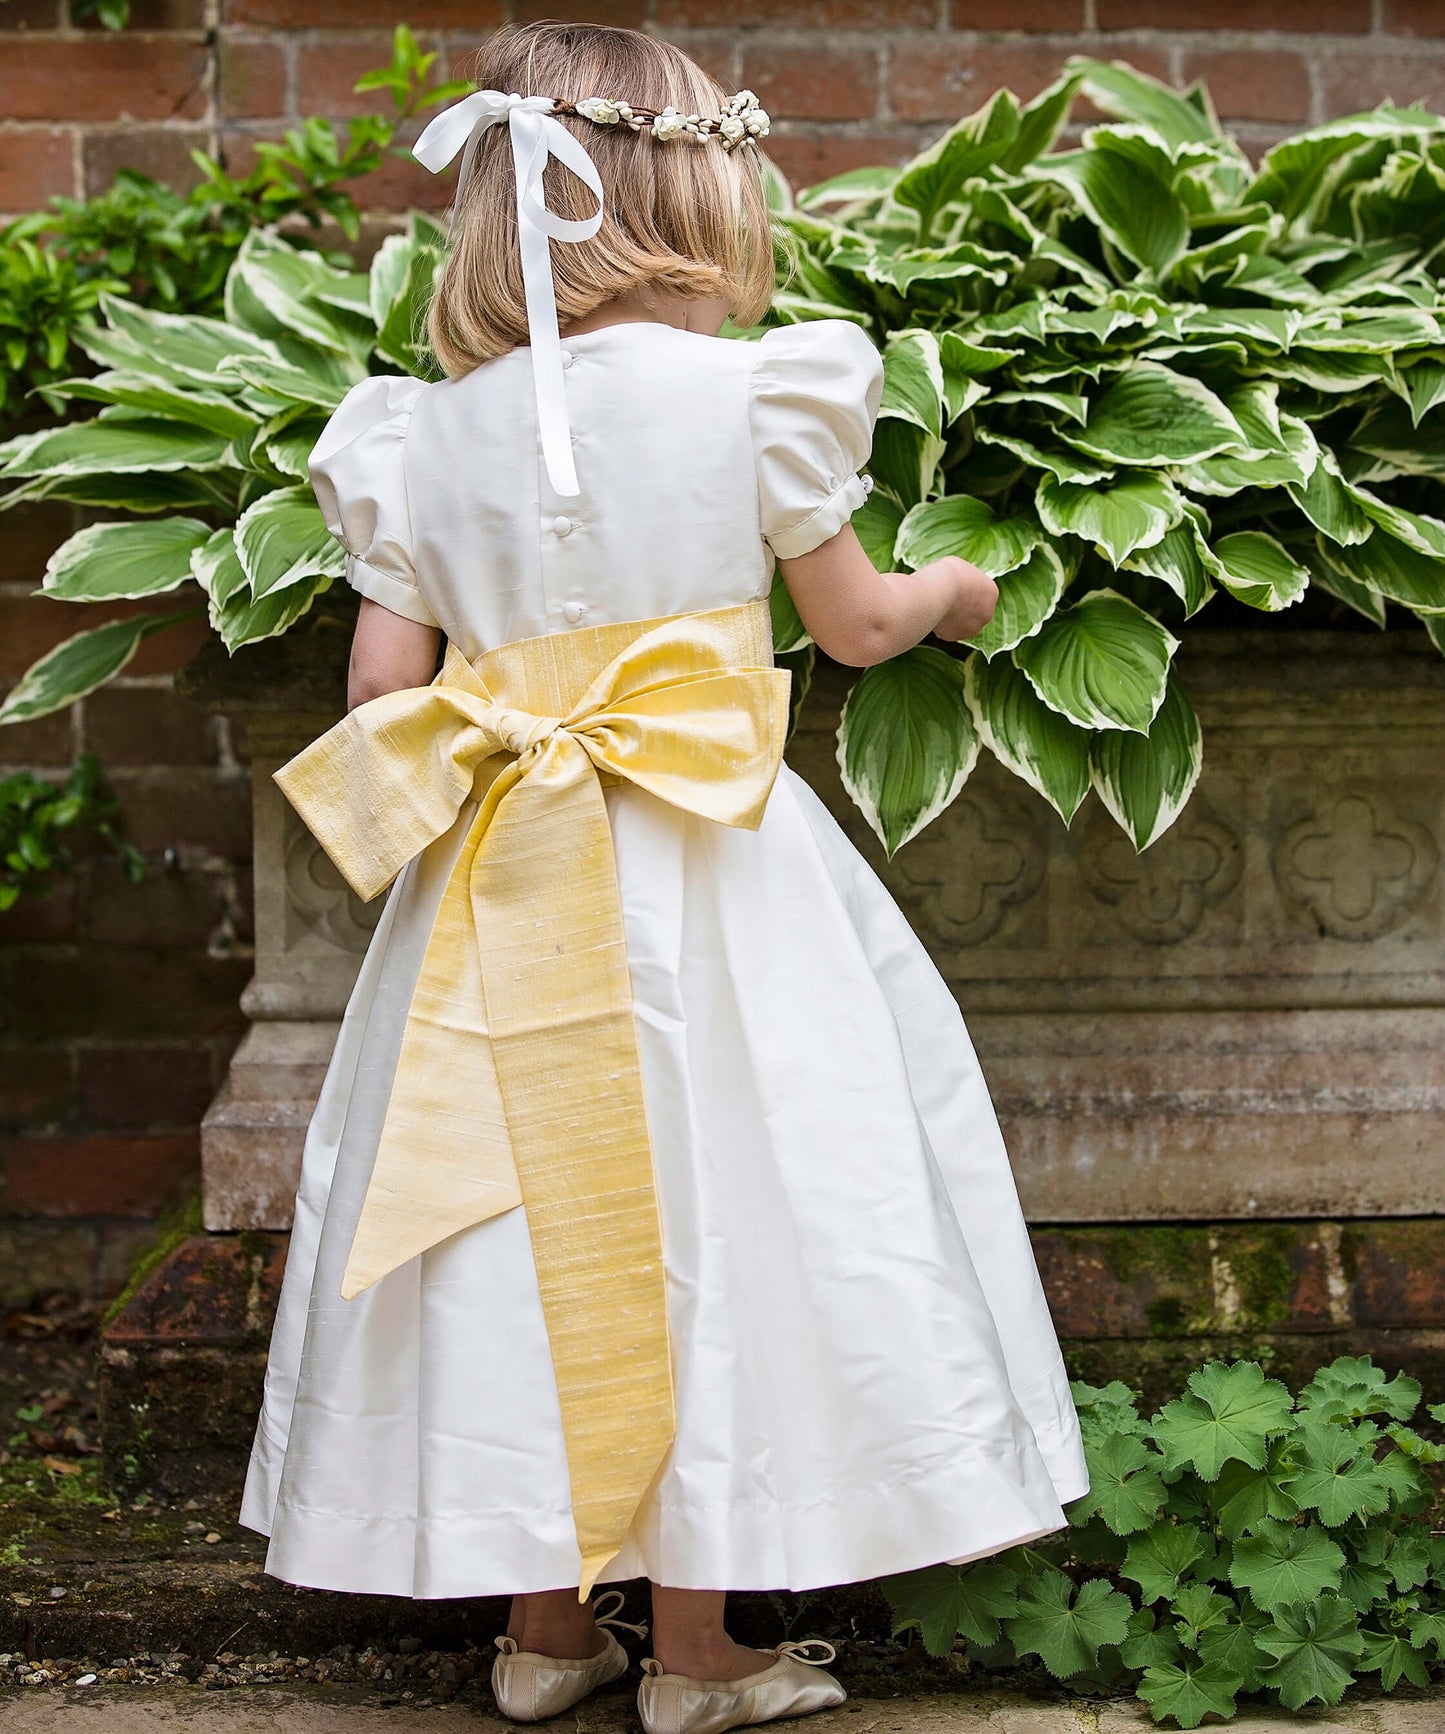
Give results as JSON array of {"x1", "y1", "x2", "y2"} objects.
[{"x1": 426, "y1": 22, "x2": 776, "y2": 378}]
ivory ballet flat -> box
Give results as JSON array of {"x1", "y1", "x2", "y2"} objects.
[
  {"x1": 492, "y1": 1590, "x2": 645, "y2": 1722},
  {"x1": 637, "y1": 1640, "x2": 847, "y2": 1734}
]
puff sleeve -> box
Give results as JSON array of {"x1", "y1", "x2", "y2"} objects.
[
  {"x1": 749, "y1": 320, "x2": 884, "y2": 560},
  {"x1": 308, "y1": 374, "x2": 438, "y2": 628}
]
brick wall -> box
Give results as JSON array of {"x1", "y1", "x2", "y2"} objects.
[{"x1": 3, "y1": 0, "x2": 1445, "y2": 1301}]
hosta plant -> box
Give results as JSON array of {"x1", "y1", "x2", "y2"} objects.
[
  {"x1": 883, "y1": 1355, "x2": 1445, "y2": 1727},
  {"x1": 5, "y1": 59, "x2": 1445, "y2": 856},
  {"x1": 0, "y1": 211, "x2": 447, "y2": 728}
]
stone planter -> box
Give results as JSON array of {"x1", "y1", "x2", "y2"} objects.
[
  {"x1": 189, "y1": 624, "x2": 1445, "y2": 1235},
  {"x1": 100, "y1": 624, "x2": 1445, "y2": 1494}
]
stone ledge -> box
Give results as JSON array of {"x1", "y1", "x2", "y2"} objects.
[{"x1": 96, "y1": 1223, "x2": 1445, "y2": 1497}]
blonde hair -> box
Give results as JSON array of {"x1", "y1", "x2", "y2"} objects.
[{"x1": 426, "y1": 22, "x2": 775, "y2": 377}]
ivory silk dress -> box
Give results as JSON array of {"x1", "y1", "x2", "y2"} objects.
[{"x1": 240, "y1": 317, "x2": 1089, "y2": 1599}]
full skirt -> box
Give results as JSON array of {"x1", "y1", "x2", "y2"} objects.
[{"x1": 239, "y1": 767, "x2": 1088, "y2": 1597}]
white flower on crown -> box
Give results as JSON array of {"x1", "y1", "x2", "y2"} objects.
[
  {"x1": 728, "y1": 89, "x2": 762, "y2": 115},
  {"x1": 651, "y1": 106, "x2": 689, "y2": 141},
  {"x1": 577, "y1": 96, "x2": 624, "y2": 124},
  {"x1": 746, "y1": 107, "x2": 771, "y2": 138},
  {"x1": 718, "y1": 114, "x2": 747, "y2": 145}
]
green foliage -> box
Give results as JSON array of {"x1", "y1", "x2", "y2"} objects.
[
  {"x1": 0, "y1": 755, "x2": 142, "y2": 910},
  {"x1": 8, "y1": 58, "x2": 1445, "y2": 868},
  {"x1": 786, "y1": 61, "x2": 1445, "y2": 850},
  {"x1": 880, "y1": 1355, "x2": 1445, "y2": 1727},
  {"x1": 0, "y1": 27, "x2": 465, "y2": 422},
  {"x1": 0, "y1": 208, "x2": 447, "y2": 714}
]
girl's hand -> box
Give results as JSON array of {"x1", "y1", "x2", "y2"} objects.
[{"x1": 931, "y1": 558, "x2": 999, "y2": 642}]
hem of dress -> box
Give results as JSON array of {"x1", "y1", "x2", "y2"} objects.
[{"x1": 241, "y1": 1447, "x2": 1085, "y2": 1600}]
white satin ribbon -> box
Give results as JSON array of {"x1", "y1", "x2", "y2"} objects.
[{"x1": 414, "y1": 91, "x2": 605, "y2": 498}]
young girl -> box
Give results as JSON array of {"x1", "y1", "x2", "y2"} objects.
[{"x1": 241, "y1": 22, "x2": 1087, "y2": 1734}]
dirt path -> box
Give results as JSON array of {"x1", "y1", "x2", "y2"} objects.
[{"x1": 3, "y1": 1685, "x2": 1445, "y2": 1732}]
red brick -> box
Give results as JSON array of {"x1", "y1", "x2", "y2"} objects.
[
  {"x1": 0, "y1": 590, "x2": 205, "y2": 684},
  {"x1": 85, "y1": 0, "x2": 205, "y2": 24},
  {"x1": 107, "y1": 771, "x2": 251, "y2": 861},
  {"x1": 1182, "y1": 49, "x2": 1312, "y2": 126},
  {"x1": 1385, "y1": 0, "x2": 1445, "y2": 34},
  {"x1": 1, "y1": 1130, "x2": 197, "y2": 1216},
  {"x1": 0, "y1": 504, "x2": 76, "y2": 585},
  {"x1": 660, "y1": 0, "x2": 937, "y2": 26},
  {"x1": 1318, "y1": 46, "x2": 1445, "y2": 117},
  {"x1": 0, "y1": 950, "x2": 250, "y2": 1042},
  {"x1": 890, "y1": 40, "x2": 1114, "y2": 122},
  {"x1": 81, "y1": 861, "x2": 234, "y2": 950},
  {"x1": 340, "y1": 145, "x2": 448, "y2": 214},
  {"x1": 742, "y1": 45, "x2": 879, "y2": 122},
  {"x1": 82, "y1": 685, "x2": 219, "y2": 768},
  {"x1": 0, "y1": 877, "x2": 77, "y2": 944},
  {"x1": 0, "y1": 38, "x2": 208, "y2": 123},
  {"x1": 642, "y1": 30, "x2": 739, "y2": 90},
  {"x1": 0, "y1": 126, "x2": 75, "y2": 210},
  {"x1": 296, "y1": 34, "x2": 430, "y2": 119},
  {"x1": 83, "y1": 127, "x2": 212, "y2": 196},
  {"x1": 0, "y1": 1047, "x2": 72, "y2": 1127},
  {"x1": 0, "y1": 0, "x2": 61, "y2": 26},
  {"x1": 78, "y1": 1044, "x2": 215, "y2": 1130},
  {"x1": 1099, "y1": 0, "x2": 1369, "y2": 26},
  {"x1": 217, "y1": 36, "x2": 289, "y2": 121},
  {"x1": 0, "y1": 709, "x2": 74, "y2": 770},
  {"x1": 228, "y1": 0, "x2": 502, "y2": 25},
  {"x1": 1347, "y1": 1222, "x2": 1445, "y2": 1328},
  {"x1": 514, "y1": 0, "x2": 649, "y2": 22},
  {"x1": 765, "y1": 129, "x2": 921, "y2": 191},
  {"x1": 949, "y1": 0, "x2": 1084, "y2": 21}
]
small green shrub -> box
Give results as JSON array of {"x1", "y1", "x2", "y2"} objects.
[
  {"x1": 0, "y1": 754, "x2": 142, "y2": 910},
  {"x1": 0, "y1": 25, "x2": 466, "y2": 425},
  {"x1": 881, "y1": 1356, "x2": 1445, "y2": 1727}
]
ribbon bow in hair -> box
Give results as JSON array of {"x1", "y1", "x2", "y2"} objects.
[{"x1": 413, "y1": 91, "x2": 605, "y2": 497}]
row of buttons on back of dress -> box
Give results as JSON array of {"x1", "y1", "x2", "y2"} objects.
[{"x1": 549, "y1": 348, "x2": 588, "y2": 627}]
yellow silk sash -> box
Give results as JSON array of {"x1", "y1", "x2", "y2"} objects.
[{"x1": 273, "y1": 598, "x2": 790, "y2": 1593}]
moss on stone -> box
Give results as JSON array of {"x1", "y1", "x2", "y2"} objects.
[{"x1": 100, "y1": 1192, "x2": 203, "y2": 1329}]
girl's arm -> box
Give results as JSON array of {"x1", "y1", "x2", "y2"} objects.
[
  {"x1": 348, "y1": 598, "x2": 443, "y2": 710},
  {"x1": 778, "y1": 524, "x2": 998, "y2": 669}
]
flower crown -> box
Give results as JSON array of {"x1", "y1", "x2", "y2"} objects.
[{"x1": 558, "y1": 88, "x2": 771, "y2": 151}]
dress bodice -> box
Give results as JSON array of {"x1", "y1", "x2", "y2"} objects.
[{"x1": 308, "y1": 319, "x2": 883, "y2": 660}]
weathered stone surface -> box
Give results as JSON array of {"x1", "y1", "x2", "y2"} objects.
[
  {"x1": 788, "y1": 633, "x2": 1445, "y2": 1223},
  {"x1": 201, "y1": 1023, "x2": 336, "y2": 1231},
  {"x1": 191, "y1": 630, "x2": 1445, "y2": 1231}
]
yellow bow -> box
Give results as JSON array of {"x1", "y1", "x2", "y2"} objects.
[{"x1": 274, "y1": 599, "x2": 789, "y2": 1593}]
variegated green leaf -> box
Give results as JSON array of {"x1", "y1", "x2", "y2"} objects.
[
  {"x1": 0, "y1": 610, "x2": 197, "y2": 725},
  {"x1": 43, "y1": 518, "x2": 213, "y2": 602},
  {"x1": 1014, "y1": 589, "x2": 1177, "y2": 733},
  {"x1": 1089, "y1": 670, "x2": 1202, "y2": 850},
  {"x1": 964, "y1": 650, "x2": 1092, "y2": 823},
  {"x1": 836, "y1": 647, "x2": 978, "y2": 856}
]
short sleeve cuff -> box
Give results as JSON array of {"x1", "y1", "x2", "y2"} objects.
[
  {"x1": 765, "y1": 473, "x2": 870, "y2": 560},
  {"x1": 345, "y1": 554, "x2": 439, "y2": 628}
]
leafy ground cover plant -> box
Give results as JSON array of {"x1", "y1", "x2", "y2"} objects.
[
  {"x1": 0, "y1": 755, "x2": 142, "y2": 910},
  {"x1": 0, "y1": 27, "x2": 465, "y2": 425},
  {"x1": 4, "y1": 60, "x2": 1445, "y2": 858},
  {"x1": 882, "y1": 1355, "x2": 1445, "y2": 1727}
]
